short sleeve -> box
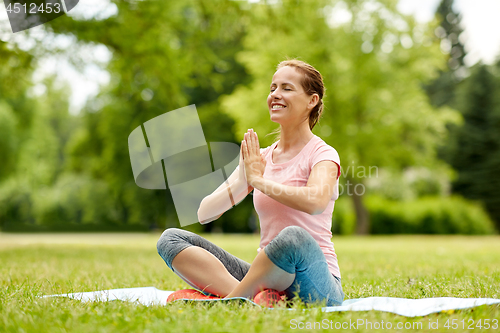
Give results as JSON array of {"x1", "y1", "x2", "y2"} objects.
[{"x1": 311, "y1": 144, "x2": 341, "y2": 179}]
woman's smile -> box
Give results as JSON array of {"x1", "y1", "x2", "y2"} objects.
[{"x1": 271, "y1": 103, "x2": 287, "y2": 111}]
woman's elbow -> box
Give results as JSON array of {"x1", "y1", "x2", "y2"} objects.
[
  {"x1": 197, "y1": 198, "x2": 221, "y2": 224},
  {"x1": 307, "y1": 197, "x2": 330, "y2": 215},
  {"x1": 197, "y1": 198, "x2": 209, "y2": 223},
  {"x1": 197, "y1": 210, "x2": 212, "y2": 224}
]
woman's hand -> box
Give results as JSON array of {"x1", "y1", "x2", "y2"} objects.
[
  {"x1": 241, "y1": 129, "x2": 266, "y2": 187},
  {"x1": 238, "y1": 145, "x2": 247, "y2": 184}
]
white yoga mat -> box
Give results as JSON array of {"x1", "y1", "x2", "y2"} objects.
[{"x1": 43, "y1": 287, "x2": 500, "y2": 317}]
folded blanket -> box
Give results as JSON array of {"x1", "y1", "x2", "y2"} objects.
[{"x1": 43, "y1": 287, "x2": 500, "y2": 317}]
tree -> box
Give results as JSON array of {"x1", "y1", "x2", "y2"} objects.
[
  {"x1": 39, "y1": 0, "x2": 254, "y2": 231},
  {"x1": 425, "y1": 0, "x2": 467, "y2": 108},
  {"x1": 445, "y1": 64, "x2": 500, "y2": 231},
  {"x1": 0, "y1": 40, "x2": 37, "y2": 230},
  {"x1": 0, "y1": 40, "x2": 35, "y2": 181}
]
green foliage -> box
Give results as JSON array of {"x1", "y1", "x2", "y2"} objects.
[
  {"x1": 442, "y1": 64, "x2": 500, "y2": 231},
  {"x1": 0, "y1": 79, "x2": 80, "y2": 230},
  {"x1": 223, "y1": 0, "x2": 449, "y2": 172},
  {"x1": 425, "y1": 1, "x2": 500, "y2": 232},
  {"x1": 0, "y1": 41, "x2": 36, "y2": 181},
  {"x1": 0, "y1": 102, "x2": 18, "y2": 179},
  {"x1": 1, "y1": 0, "x2": 256, "y2": 231},
  {"x1": 332, "y1": 196, "x2": 356, "y2": 235},
  {"x1": 365, "y1": 164, "x2": 456, "y2": 201},
  {"x1": 435, "y1": 0, "x2": 466, "y2": 70},
  {"x1": 0, "y1": 0, "x2": 484, "y2": 234},
  {"x1": 366, "y1": 195, "x2": 496, "y2": 235},
  {"x1": 45, "y1": 0, "x2": 253, "y2": 231},
  {"x1": 425, "y1": 0, "x2": 467, "y2": 108}
]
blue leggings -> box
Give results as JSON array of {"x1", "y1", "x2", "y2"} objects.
[{"x1": 157, "y1": 226, "x2": 344, "y2": 306}]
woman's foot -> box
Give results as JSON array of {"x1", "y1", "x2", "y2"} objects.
[
  {"x1": 167, "y1": 289, "x2": 220, "y2": 302},
  {"x1": 253, "y1": 289, "x2": 286, "y2": 307}
]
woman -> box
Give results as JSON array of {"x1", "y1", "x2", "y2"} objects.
[{"x1": 157, "y1": 59, "x2": 344, "y2": 306}]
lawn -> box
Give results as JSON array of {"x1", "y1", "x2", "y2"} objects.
[{"x1": 0, "y1": 232, "x2": 499, "y2": 332}]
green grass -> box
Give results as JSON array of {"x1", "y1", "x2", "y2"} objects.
[{"x1": 1, "y1": 233, "x2": 499, "y2": 332}]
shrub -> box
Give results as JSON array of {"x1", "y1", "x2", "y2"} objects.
[
  {"x1": 366, "y1": 195, "x2": 496, "y2": 235},
  {"x1": 332, "y1": 197, "x2": 356, "y2": 235}
]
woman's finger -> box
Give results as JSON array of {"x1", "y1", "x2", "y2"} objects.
[
  {"x1": 253, "y1": 131, "x2": 260, "y2": 155},
  {"x1": 243, "y1": 133, "x2": 249, "y2": 152},
  {"x1": 246, "y1": 130, "x2": 253, "y2": 149},
  {"x1": 249, "y1": 130, "x2": 257, "y2": 152},
  {"x1": 242, "y1": 140, "x2": 248, "y2": 159},
  {"x1": 245, "y1": 131, "x2": 254, "y2": 153}
]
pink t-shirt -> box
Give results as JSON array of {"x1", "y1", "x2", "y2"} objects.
[{"x1": 254, "y1": 135, "x2": 341, "y2": 278}]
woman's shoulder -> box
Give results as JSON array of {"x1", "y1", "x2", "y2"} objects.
[
  {"x1": 310, "y1": 135, "x2": 339, "y2": 153},
  {"x1": 307, "y1": 135, "x2": 340, "y2": 165}
]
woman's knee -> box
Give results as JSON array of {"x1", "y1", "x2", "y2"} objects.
[
  {"x1": 157, "y1": 228, "x2": 192, "y2": 269},
  {"x1": 265, "y1": 226, "x2": 316, "y2": 264},
  {"x1": 275, "y1": 226, "x2": 316, "y2": 250},
  {"x1": 157, "y1": 228, "x2": 182, "y2": 252}
]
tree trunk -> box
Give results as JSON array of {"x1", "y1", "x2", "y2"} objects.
[{"x1": 353, "y1": 189, "x2": 370, "y2": 235}]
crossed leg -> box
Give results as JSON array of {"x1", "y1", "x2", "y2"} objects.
[
  {"x1": 157, "y1": 226, "x2": 344, "y2": 305},
  {"x1": 157, "y1": 228, "x2": 294, "y2": 298},
  {"x1": 170, "y1": 246, "x2": 239, "y2": 296},
  {"x1": 224, "y1": 250, "x2": 295, "y2": 299}
]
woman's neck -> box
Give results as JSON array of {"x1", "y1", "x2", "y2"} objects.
[{"x1": 278, "y1": 122, "x2": 314, "y2": 152}]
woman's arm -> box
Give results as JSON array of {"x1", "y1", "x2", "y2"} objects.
[
  {"x1": 242, "y1": 130, "x2": 338, "y2": 215},
  {"x1": 197, "y1": 149, "x2": 254, "y2": 224}
]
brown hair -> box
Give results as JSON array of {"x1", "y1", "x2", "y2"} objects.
[{"x1": 276, "y1": 59, "x2": 325, "y2": 130}]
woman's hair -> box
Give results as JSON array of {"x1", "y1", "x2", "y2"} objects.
[{"x1": 276, "y1": 59, "x2": 325, "y2": 130}]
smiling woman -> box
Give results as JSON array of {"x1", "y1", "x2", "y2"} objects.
[{"x1": 157, "y1": 60, "x2": 344, "y2": 307}]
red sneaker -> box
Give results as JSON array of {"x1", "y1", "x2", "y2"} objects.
[
  {"x1": 253, "y1": 289, "x2": 286, "y2": 307},
  {"x1": 167, "y1": 289, "x2": 220, "y2": 302}
]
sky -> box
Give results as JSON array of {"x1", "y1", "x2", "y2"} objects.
[
  {"x1": 398, "y1": 0, "x2": 500, "y2": 65},
  {"x1": 1, "y1": 0, "x2": 500, "y2": 113}
]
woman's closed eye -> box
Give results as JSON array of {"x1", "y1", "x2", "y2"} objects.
[{"x1": 270, "y1": 87, "x2": 292, "y2": 92}]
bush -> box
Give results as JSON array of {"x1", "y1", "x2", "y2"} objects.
[
  {"x1": 0, "y1": 174, "x2": 126, "y2": 231},
  {"x1": 366, "y1": 195, "x2": 496, "y2": 235},
  {"x1": 332, "y1": 197, "x2": 356, "y2": 235}
]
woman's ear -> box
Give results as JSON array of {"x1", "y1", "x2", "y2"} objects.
[{"x1": 308, "y1": 94, "x2": 320, "y2": 110}]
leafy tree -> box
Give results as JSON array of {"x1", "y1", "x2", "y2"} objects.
[
  {"x1": 40, "y1": 0, "x2": 254, "y2": 231},
  {"x1": 0, "y1": 40, "x2": 37, "y2": 229},
  {"x1": 0, "y1": 40, "x2": 35, "y2": 181}
]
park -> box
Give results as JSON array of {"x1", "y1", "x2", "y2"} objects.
[{"x1": 1, "y1": 0, "x2": 499, "y2": 332}]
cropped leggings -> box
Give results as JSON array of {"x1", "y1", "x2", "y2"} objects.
[{"x1": 157, "y1": 226, "x2": 344, "y2": 306}]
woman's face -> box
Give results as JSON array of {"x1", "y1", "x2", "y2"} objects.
[{"x1": 267, "y1": 66, "x2": 318, "y2": 127}]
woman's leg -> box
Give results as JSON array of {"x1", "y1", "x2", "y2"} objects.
[
  {"x1": 268, "y1": 226, "x2": 344, "y2": 306},
  {"x1": 226, "y1": 226, "x2": 344, "y2": 306},
  {"x1": 225, "y1": 249, "x2": 295, "y2": 299},
  {"x1": 157, "y1": 228, "x2": 251, "y2": 297}
]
